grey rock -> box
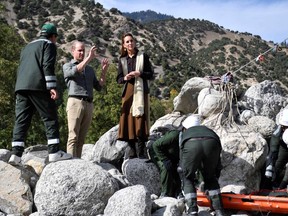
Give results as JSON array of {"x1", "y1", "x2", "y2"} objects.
[
  {"x1": 0, "y1": 161, "x2": 33, "y2": 216},
  {"x1": 34, "y1": 159, "x2": 119, "y2": 216},
  {"x1": 104, "y1": 185, "x2": 152, "y2": 216}
]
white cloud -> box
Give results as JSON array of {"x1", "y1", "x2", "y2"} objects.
[{"x1": 96, "y1": 0, "x2": 288, "y2": 43}]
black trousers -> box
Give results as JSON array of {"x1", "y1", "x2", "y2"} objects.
[
  {"x1": 274, "y1": 145, "x2": 288, "y2": 186},
  {"x1": 12, "y1": 90, "x2": 60, "y2": 155},
  {"x1": 182, "y1": 138, "x2": 221, "y2": 192}
]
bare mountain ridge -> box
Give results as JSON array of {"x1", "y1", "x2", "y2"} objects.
[{"x1": 1, "y1": 0, "x2": 288, "y2": 95}]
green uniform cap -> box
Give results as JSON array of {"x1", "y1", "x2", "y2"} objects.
[{"x1": 41, "y1": 23, "x2": 58, "y2": 36}]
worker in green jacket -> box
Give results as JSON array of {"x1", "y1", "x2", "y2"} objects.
[
  {"x1": 8, "y1": 23, "x2": 72, "y2": 165},
  {"x1": 180, "y1": 114, "x2": 225, "y2": 216},
  {"x1": 265, "y1": 109, "x2": 288, "y2": 189},
  {"x1": 150, "y1": 129, "x2": 182, "y2": 198}
]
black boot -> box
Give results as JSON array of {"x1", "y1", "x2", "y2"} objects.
[
  {"x1": 136, "y1": 138, "x2": 147, "y2": 159},
  {"x1": 11, "y1": 146, "x2": 25, "y2": 157},
  {"x1": 186, "y1": 197, "x2": 198, "y2": 216},
  {"x1": 124, "y1": 141, "x2": 137, "y2": 160},
  {"x1": 209, "y1": 193, "x2": 226, "y2": 216}
]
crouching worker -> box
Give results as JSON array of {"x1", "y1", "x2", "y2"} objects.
[
  {"x1": 265, "y1": 109, "x2": 288, "y2": 189},
  {"x1": 149, "y1": 129, "x2": 182, "y2": 198},
  {"x1": 180, "y1": 114, "x2": 226, "y2": 216}
]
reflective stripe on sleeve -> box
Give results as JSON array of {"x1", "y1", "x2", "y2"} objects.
[
  {"x1": 45, "y1": 76, "x2": 57, "y2": 81},
  {"x1": 45, "y1": 76, "x2": 57, "y2": 89},
  {"x1": 46, "y1": 82, "x2": 57, "y2": 89}
]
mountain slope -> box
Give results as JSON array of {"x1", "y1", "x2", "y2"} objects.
[
  {"x1": 1, "y1": 0, "x2": 288, "y2": 97},
  {"x1": 122, "y1": 10, "x2": 174, "y2": 23}
]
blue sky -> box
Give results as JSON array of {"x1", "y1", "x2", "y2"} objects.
[{"x1": 96, "y1": 0, "x2": 288, "y2": 43}]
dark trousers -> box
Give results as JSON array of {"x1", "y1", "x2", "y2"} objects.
[
  {"x1": 154, "y1": 159, "x2": 181, "y2": 197},
  {"x1": 12, "y1": 91, "x2": 60, "y2": 156},
  {"x1": 182, "y1": 138, "x2": 221, "y2": 190},
  {"x1": 182, "y1": 138, "x2": 222, "y2": 211},
  {"x1": 275, "y1": 145, "x2": 288, "y2": 187}
]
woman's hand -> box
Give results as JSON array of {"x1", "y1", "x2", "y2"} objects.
[
  {"x1": 132, "y1": 70, "x2": 141, "y2": 78},
  {"x1": 124, "y1": 71, "x2": 141, "y2": 81},
  {"x1": 124, "y1": 73, "x2": 134, "y2": 80}
]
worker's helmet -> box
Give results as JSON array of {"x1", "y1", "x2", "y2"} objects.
[
  {"x1": 182, "y1": 114, "x2": 201, "y2": 129},
  {"x1": 279, "y1": 109, "x2": 288, "y2": 126},
  {"x1": 282, "y1": 129, "x2": 288, "y2": 145}
]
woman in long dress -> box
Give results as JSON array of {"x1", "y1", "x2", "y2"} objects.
[{"x1": 116, "y1": 33, "x2": 154, "y2": 159}]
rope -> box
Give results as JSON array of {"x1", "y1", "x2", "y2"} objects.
[
  {"x1": 232, "y1": 36, "x2": 288, "y2": 75},
  {"x1": 193, "y1": 36, "x2": 288, "y2": 142}
]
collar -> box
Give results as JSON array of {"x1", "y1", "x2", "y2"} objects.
[{"x1": 71, "y1": 59, "x2": 79, "y2": 64}]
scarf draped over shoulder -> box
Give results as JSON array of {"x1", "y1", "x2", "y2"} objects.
[{"x1": 120, "y1": 52, "x2": 145, "y2": 117}]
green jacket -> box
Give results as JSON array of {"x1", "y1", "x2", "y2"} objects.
[
  {"x1": 181, "y1": 125, "x2": 221, "y2": 148},
  {"x1": 15, "y1": 36, "x2": 57, "y2": 92},
  {"x1": 152, "y1": 130, "x2": 180, "y2": 164},
  {"x1": 269, "y1": 125, "x2": 287, "y2": 158}
]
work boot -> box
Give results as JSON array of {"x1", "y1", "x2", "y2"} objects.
[
  {"x1": 49, "y1": 150, "x2": 72, "y2": 162},
  {"x1": 214, "y1": 209, "x2": 227, "y2": 216},
  {"x1": 186, "y1": 197, "x2": 198, "y2": 216},
  {"x1": 209, "y1": 193, "x2": 226, "y2": 216},
  {"x1": 8, "y1": 154, "x2": 21, "y2": 166}
]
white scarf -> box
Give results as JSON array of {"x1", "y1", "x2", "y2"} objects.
[{"x1": 132, "y1": 53, "x2": 144, "y2": 116}]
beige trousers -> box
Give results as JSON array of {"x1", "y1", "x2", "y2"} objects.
[{"x1": 66, "y1": 97, "x2": 93, "y2": 158}]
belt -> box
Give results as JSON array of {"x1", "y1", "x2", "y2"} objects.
[{"x1": 69, "y1": 95, "x2": 93, "y2": 103}]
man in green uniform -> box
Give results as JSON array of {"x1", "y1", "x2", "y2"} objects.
[
  {"x1": 150, "y1": 129, "x2": 182, "y2": 198},
  {"x1": 180, "y1": 114, "x2": 225, "y2": 216},
  {"x1": 265, "y1": 109, "x2": 288, "y2": 188},
  {"x1": 8, "y1": 23, "x2": 72, "y2": 165}
]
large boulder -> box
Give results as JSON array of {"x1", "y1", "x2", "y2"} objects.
[
  {"x1": 21, "y1": 144, "x2": 48, "y2": 175},
  {"x1": 149, "y1": 112, "x2": 186, "y2": 133},
  {"x1": 122, "y1": 158, "x2": 161, "y2": 196},
  {"x1": 247, "y1": 116, "x2": 276, "y2": 138},
  {"x1": 34, "y1": 159, "x2": 119, "y2": 215},
  {"x1": 0, "y1": 161, "x2": 33, "y2": 216},
  {"x1": 215, "y1": 125, "x2": 268, "y2": 193},
  {"x1": 241, "y1": 80, "x2": 288, "y2": 119},
  {"x1": 173, "y1": 77, "x2": 210, "y2": 114},
  {"x1": 198, "y1": 87, "x2": 225, "y2": 117},
  {"x1": 92, "y1": 125, "x2": 127, "y2": 164},
  {"x1": 104, "y1": 185, "x2": 152, "y2": 216}
]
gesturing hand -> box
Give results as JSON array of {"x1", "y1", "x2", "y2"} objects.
[
  {"x1": 88, "y1": 46, "x2": 98, "y2": 59},
  {"x1": 101, "y1": 58, "x2": 109, "y2": 73}
]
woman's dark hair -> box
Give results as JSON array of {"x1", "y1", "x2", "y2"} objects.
[{"x1": 120, "y1": 33, "x2": 138, "y2": 57}]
